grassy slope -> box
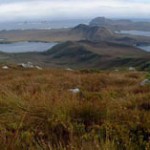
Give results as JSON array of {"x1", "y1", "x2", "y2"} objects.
[
  {"x1": 0, "y1": 40, "x2": 149, "y2": 70},
  {"x1": 0, "y1": 68, "x2": 149, "y2": 149},
  {"x1": 0, "y1": 26, "x2": 150, "y2": 44},
  {"x1": 0, "y1": 29, "x2": 85, "y2": 42},
  {"x1": 44, "y1": 41, "x2": 150, "y2": 69}
]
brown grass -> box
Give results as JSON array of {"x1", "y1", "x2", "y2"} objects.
[{"x1": 0, "y1": 68, "x2": 149, "y2": 149}]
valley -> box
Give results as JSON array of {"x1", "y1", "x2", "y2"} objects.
[{"x1": 0, "y1": 3, "x2": 149, "y2": 149}]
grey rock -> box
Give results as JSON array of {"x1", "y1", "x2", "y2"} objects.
[{"x1": 140, "y1": 79, "x2": 150, "y2": 86}]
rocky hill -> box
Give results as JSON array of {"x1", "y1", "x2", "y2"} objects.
[
  {"x1": 89, "y1": 17, "x2": 132, "y2": 27},
  {"x1": 72, "y1": 24, "x2": 114, "y2": 41},
  {"x1": 89, "y1": 17, "x2": 150, "y2": 31}
]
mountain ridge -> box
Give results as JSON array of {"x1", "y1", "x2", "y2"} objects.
[{"x1": 89, "y1": 17, "x2": 150, "y2": 31}]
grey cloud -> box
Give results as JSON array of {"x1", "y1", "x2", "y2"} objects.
[{"x1": 0, "y1": 0, "x2": 149, "y2": 22}]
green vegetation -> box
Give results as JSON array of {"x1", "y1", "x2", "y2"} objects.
[{"x1": 0, "y1": 68, "x2": 149, "y2": 149}]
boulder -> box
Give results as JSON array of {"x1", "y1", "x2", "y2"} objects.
[
  {"x1": 129, "y1": 67, "x2": 136, "y2": 71},
  {"x1": 35, "y1": 66, "x2": 43, "y2": 70},
  {"x1": 69, "y1": 88, "x2": 80, "y2": 94},
  {"x1": 140, "y1": 79, "x2": 150, "y2": 86},
  {"x1": 2, "y1": 66, "x2": 9, "y2": 70},
  {"x1": 66, "y1": 68, "x2": 74, "y2": 71}
]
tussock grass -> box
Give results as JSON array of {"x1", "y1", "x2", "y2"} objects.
[{"x1": 0, "y1": 68, "x2": 149, "y2": 149}]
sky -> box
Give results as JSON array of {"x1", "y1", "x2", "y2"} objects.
[{"x1": 0, "y1": 0, "x2": 150, "y2": 22}]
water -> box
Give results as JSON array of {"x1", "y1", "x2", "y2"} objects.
[
  {"x1": 0, "y1": 42, "x2": 57, "y2": 53},
  {"x1": 116, "y1": 30, "x2": 150, "y2": 52},
  {"x1": 116, "y1": 30, "x2": 150, "y2": 37},
  {"x1": 0, "y1": 19, "x2": 90, "y2": 31},
  {"x1": 137, "y1": 45, "x2": 150, "y2": 52},
  {"x1": 0, "y1": 19, "x2": 90, "y2": 53}
]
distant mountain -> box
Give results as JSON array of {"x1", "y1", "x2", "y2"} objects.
[
  {"x1": 89, "y1": 17, "x2": 150, "y2": 31},
  {"x1": 72, "y1": 24, "x2": 114, "y2": 41},
  {"x1": 72, "y1": 24, "x2": 150, "y2": 45},
  {"x1": 89, "y1": 17, "x2": 132, "y2": 27}
]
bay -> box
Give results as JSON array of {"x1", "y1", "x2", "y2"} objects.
[{"x1": 0, "y1": 42, "x2": 57, "y2": 53}]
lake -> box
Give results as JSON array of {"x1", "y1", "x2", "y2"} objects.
[
  {"x1": 0, "y1": 42, "x2": 57, "y2": 53},
  {"x1": 137, "y1": 45, "x2": 150, "y2": 52},
  {"x1": 116, "y1": 30, "x2": 150, "y2": 52},
  {"x1": 116, "y1": 30, "x2": 150, "y2": 37}
]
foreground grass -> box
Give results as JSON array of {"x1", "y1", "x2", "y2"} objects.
[{"x1": 0, "y1": 68, "x2": 149, "y2": 149}]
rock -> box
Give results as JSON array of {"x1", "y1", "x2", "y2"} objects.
[
  {"x1": 18, "y1": 63, "x2": 27, "y2": 68},
  {"x1": 2, "y1": 66, "x2": 9, "y2": 70},
  {"x1": 129, "y1": 67, "x2": 136, "y2": 71},
  {"x1": 18, "y1": 62, "x2": 42, "y2": 70},
  {"x1": 140, "y1": 79, "x2": 150, "y2": 86},
  {"x1": 66, "y1": 68, "x2": 73, "y2": 71},
  {"x1": 35, "y1": 66, "x2": 43, "y2": 70},
  {"x1": 27, "y1": 62, "x2": 32, "y2": 65},
  {"x1": 18, "y1": 62, "x2": 34, "y2": 68},
  {"x1": 89, "y1": 17, "x2": 111, "y2": 27},
  {"x1": 26, "y1": 62, "x2": 34, "y2": 68},
  {"x1": 115, "y1": 69, "x2": 119, "y2": 72},
  {"x1": 69, "y1": 88, "x2": 80, "y2": 94}
]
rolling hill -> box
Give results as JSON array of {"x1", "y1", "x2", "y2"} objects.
[
  {"x1": 42, "y1": 40, "x2": 150, "y2": 69},
  {"x1": 0, "y1": 40, "x2": 149, "y2": 70}
]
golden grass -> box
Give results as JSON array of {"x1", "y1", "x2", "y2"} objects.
[{"x1": 0, "y1": 68, "x2": 149, "y2": 149}]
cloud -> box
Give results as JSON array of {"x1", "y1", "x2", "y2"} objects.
[{"x1": 0, "y1": 0, "x2": 149, "y2": 21}]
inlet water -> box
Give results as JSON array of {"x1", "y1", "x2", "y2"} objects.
[
  {"x1": 0, "y1": 42, "x2": 57, "y2": 53},
  {"x1": 116, "y1": 30, "x2": 150, "y2": 37}
]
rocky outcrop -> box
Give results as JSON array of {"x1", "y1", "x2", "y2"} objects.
[
  {"x1": 89, "y1": 17, "x2": 112, "y2": 27},
  {"x1": 72, "y1": 24, "x2": 114, "y2": 41},
  {"x1": 89, "y1": 17, "x2": 150, "y2": 31},
  {"x1": 89, "y1": 17, "x2": 132, "y2": 27}
]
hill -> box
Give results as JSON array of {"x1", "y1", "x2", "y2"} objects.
[
  {"x1": 42, "y1": 40, "x2": 150, "y2": 69},
  {"x1": 0, "y1": 23, "x2": 150, "y2": 45},
  {"x1": 0, "y1": 68, "x2": 149, "y2": 149},
  {"x1": 0, "y1": 40, "x2": 148, "y2": 70},
  {"x1": 72, "y1": 24, "x2": 114, "y2": 41}
]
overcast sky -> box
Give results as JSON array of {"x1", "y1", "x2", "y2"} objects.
[{"x1": 0, "y1": 0, "x2": 150, "y2": 21}]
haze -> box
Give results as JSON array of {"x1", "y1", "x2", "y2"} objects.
[{"x1": 0, "y1": 0, "x2": 150, "y2": 22}]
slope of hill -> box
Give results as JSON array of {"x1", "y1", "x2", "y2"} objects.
[
  {"x1": 0, "y1": 68, "x2": 149, "y2": 149},
  {"x1": 0, "y1": 40, "x2": 147, "y2": 70},
  {"x1": 0, "y1": 25, "x2": 114, "y2": 43},
  {"x1": 42, "y1": 40, "x2": 150, "y2": 69},
  {"x1": 0, "y1": 39, "x2": 149, "y2": 70},
  {"x1": 72, "y1": 24, "x2": 114, "y2": 41},
  {"x1": 0, "y1": 29, "x2": 85, "y2": 42},
  {"x1": 46, "y1": 40, "x2": 148, "y2": 57},
  {"x1": 0, "y1": 23, "x2": 150, "y2": 45}
]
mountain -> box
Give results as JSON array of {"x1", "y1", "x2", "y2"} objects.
[
  {"x1": 89, "y1": 17, "x2": 150, "y2": 31},
  {"x1": 72, "y1": 24, "x2": 114, "y2": 41},
  {"x1": 72, "y1": 24, "x2": 150, "y2": 45},
  {"x1": 89, "y1": 17, "x2": 132, "y2": 27}
]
